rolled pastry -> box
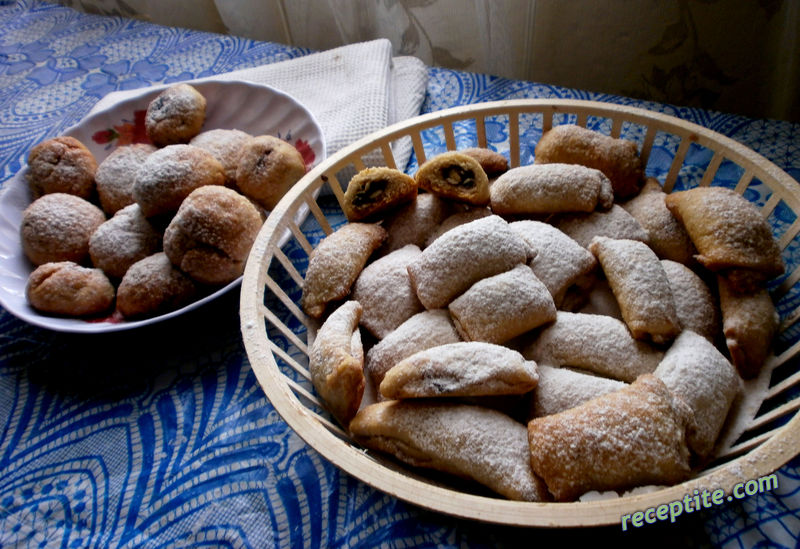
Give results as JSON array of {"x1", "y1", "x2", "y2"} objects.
[
  {"x1": 365, "y1": 309, "x2": 461, "y2": 388},
  {"x1": 533, "y1": 124, "x2": 645, "y2": 199},
  {"x1": 407, "y1": 215, "x2": 529, "y2": 309},
  {"x1": 424, "y1": 207, "x2": 492, "y2": 247},
  {"x1": 343, "y1": 167, "x2": 417, "y2": 222},
  {"x1": 380, "y1": 192, "x2": 452, "y2": 253},
  {"x1": 717, "y1": 274, "x2": 780, "y2": 379},
  {"x1": 459, "y1": 147, "x2": 509, "y2": 178},
  {"x1": 350, "y1": 400, "x2": 550, "y2": 502},
  {"x1": 308, "y1": 301, "x2": 365, "y2": 427},
  {"x1": 661, "y1": 259, "x2": 720, "y2": 341},
  {"x1": 523, "y1": 311, "x2": 664, "y2": 382},
  {"x1": 527, "y1": 374, "x2": 693, "y2": 501},
  {"x1": 654, "y1": 330, "x2": 741, "y2": 459},
  {"x1": 588, "y1": 236, "x2": 680, "y2": 344},
  {"x1": 300, "y1": 223, "x2": 387, "y2": 319},
  {"x1": 352, "y1": 244, "x2": 424, "y2": 339},
  {"x1": 448, "y1": 264, "x2": 556, "y2": 344},
  {"x1": 414, "y1": 151, "x2": 490, "y2": 205},
  {"x1": 664, "y1": 186, "x2": 784, "y2": 281},
  {"x1": 379, "y1": 341, "x2": 538, "y2": 399},
  {"x1": 531, "y1": 365, "x2": 627, "y2": 418},
  {"x1": 489, "y1": 163, "x2": 614, "y2": 215},
  {"x1": 621, "y1": 178, "x2": 696, "y2": 264},
  {"x1": 556, "y1": 204, "x2": 649, "y2": 249},
  {"x1": 509, "y1": 220, "x2": 597, "y2": 307}
]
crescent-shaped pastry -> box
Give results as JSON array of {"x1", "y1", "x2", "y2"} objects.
[
  {"x1": 530, "y1": 365, "x2": 627, "y2": 418},
  {"x1": 380, "y1": 192, "x2": 452, "y2": 253},
  {"x1": 351, "y1": 244, "x2": 424, "y2": 339},
  {"x1": 523, "y1": 311, "x2": 663, "y2": 382},
  {"x1": 343, "y1": 167, "x2": 418, "y2": 222},
  {"x1": 717, "y1": 274, "x2": 780, "y2": 379},
  {"x1": 527, "y1": 374, "x2": 693, "y2": 501},
  {"x1": 350, "y1": 400, "x2": 550, "y2": 502},
  {"x1": 588, "y1": 236, "x2": 680, "y2": 344},
  {"x1": 509, "y1": 220, "x2": 597, "y2": 307},
  {"x1": 364, "y1": 309, "x2": 461, "y2": 388},
  {"x1": 379, "y1": 341, "x2": 539, "y2": 399},
  {"x1": 300, "y1": 222, "x2": 387, "y2": 319},
  {"x1": 654, "y1": 330, "x2": 741, "y2": 459},
  {"x1": 621, "y1": 178, "x2": 696, "y2": 264},
  {"x1": 556, "y1": 204, "x2": 649, "y2": 249},
  {"x1": 308, "y1": 301, "x2": 365, "y2": 427},
  {"x1": 406, "y1": 215, "x2": 529, "y2": 310},
  {"x1": 489, "y1": 163, "x2": 614, "y2": 215},
  {"x1": 664, "y1": 186, "x2": 784, "y2": 281},
  {"x1": 448, "y1": 264, "x2": 556, "y2": 344},
  {"x1": 533, "y1": 124, "x2": 645, "y2": 199},
  {"x1": 661, "y1": 259, "x2": 720, "y2": 341},
  {"x1": 414, "y1": 151, "x2": 490, "y2": 205}
]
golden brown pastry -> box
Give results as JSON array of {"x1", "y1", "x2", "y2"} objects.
[
  {"x1": 26, "y1": 136, "x2": 97, "y2": 200},
  {"x1": 664, "y1": 186, "x2": 784, "y2": 282},
  {"x1": 459, "y1": 147, "x2": 509, "y2": 178},
  {"x1": 534, "y1": 124, "x2": 645, "y2": 199},
  {"x1": 20, "y1": 193, "x2": 106, "y2": 266},
  {"x1": 530, "y1": 365, "x2": 627, "y2": 418},
  {"x1": 133, "y1": 144, "x2": 226, "y2": 218},
  {"x1": 414, "y1": 151, "x2": 490, "y2": 205},
  {"x1": 523, "y1": 311, "x2": 663, "y2": 382},
  {"x1": 309, "y1": 300, "x2": 365, "y2": 427},
  {"x1": 509, "y1": 220, "x2": 597, "y2": 307},
  {"x1": 350, "y1": 400, "x2": 550, "y2": 502},
  {"x1": 95, "y1": 143, "x2": 157, "y2": 214},
  {"x1": 654, "y1": 330, "x2": 741, "y2": 459},
  {"x1": 661, "y1": 259, "x2": 719, "y2": 341},
  {"x1": 588, "y1": 236, "x2": 680, "y2": 344},
  {"x1": 379, "y1": 341, "x2": 538, "y2": 399},
  {"x1": 351, "y1": 244, "x2": 424, "y2": 339},
  {"x1": 364, "y1": 309, "x2": 461, "y2": 389},
  {"x1": 343, "y1": 167, "x2": 418, "y2": 222},
  {"x1": 163, "y1": 185, "x2": 263, "y2": 285},
  {"x1": 717, "y1": 274, "x2": 780, "y2": 379},
  {"x1": 189, "y1": 128, "x2": 253, "y2": 187},
  {"x1": 26, "y1": 261, "x2": 115, "y2": 317},
  {"x1": 89, "y1": 204, "x2": 162, "y2": 279},
  {"x1": 448, "y1": 264, "x2": 556, "y2": 344},
  {"x1": 145, "y1": 83, "x2": 207, "y2": 146},
  {"x1": 116, "y1": 252, "x2": 197, "y2": 318},
  {"x1": 300, "y1": 223, "x2": 387, "y2": 319},
  {"x1": 621, "y1": 178, "x2": 696, "y2": 264},
  {"x1": 406, "y1": 215, "x2": 528, "y2": 310},
  {"x1": 555, "y1": 204, "x2": 648, "y2": 249},
  {"x1": 489, "y1": 163, "x2": 614, "y2": 215},
  {"x1": 527, "y1": 374, "x2": 693, "y2": 501},
  {"x1": 235, "y1": 135, "x2": 307, "y2": 210}
]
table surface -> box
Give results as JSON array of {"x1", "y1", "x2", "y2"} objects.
[{"x1": 2, "y1": 1, "x2": 800, "y2": 547}]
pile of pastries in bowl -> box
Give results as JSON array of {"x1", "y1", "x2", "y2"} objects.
[
  {"x1": 20, "y1": 83, "x2": 306, "y2": 321},
  {"x1": 300, "y1": 124, "x2": 783, "y2": 502}
]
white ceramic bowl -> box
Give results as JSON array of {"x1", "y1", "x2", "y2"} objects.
[{"x1": 0, "y1": 78, "x2": 326, "y2": 333}]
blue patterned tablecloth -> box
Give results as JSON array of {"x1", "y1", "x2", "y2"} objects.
[{"x1": 2, "y1": 1, "x2": 800, "y2": 547}]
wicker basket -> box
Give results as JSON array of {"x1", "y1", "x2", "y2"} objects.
[{"x1": 240, "y1": 99, "x2": 800, "y2": 527}]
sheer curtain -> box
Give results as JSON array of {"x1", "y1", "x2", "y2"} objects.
[{"x1": 55, "y1": 0, "x2": 800, "y2": 122}]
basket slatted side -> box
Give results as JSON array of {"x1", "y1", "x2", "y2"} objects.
[{"x1": 240, "y1": 99, "x2": 800, "y2": 526}]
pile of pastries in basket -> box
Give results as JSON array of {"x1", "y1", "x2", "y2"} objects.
[
  {"x1": 20, "y1": 83, "x2": 306, "y2": 320},
  {"x1": 302, "y1": 124, "x2": 783, "y2": 502}
]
